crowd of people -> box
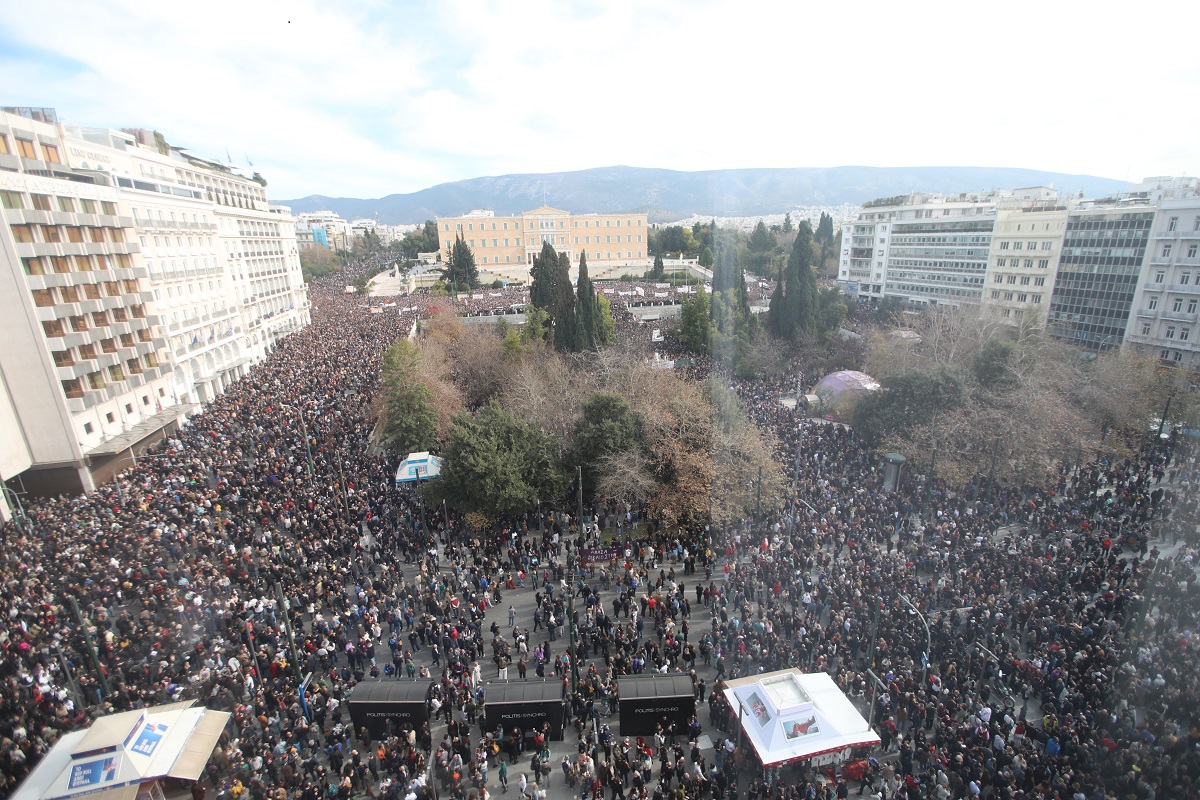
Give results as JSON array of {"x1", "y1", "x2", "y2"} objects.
[{"x1": 0, "y1": 256, "x2": 1196, "y2": 800}]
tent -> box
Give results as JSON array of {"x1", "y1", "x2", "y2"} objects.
[
  {"x1": 12, "y1": 700, "x2": 230, "y2": 800},
  {"x1": 348, "y1": 680, "x2": 433, "y2": 739},
  {"x1": 617, "y1": 674, "x2": 695, "y2": 736},
  {"x1": 723, "y1": 669, "x2": 880, "y2": 767},
  {"x1": 394, "y1": 452, "x2": 442, "y2": 485},
  {"x1": 483, "y1": 680, "x2": 565, "y2": 741}
]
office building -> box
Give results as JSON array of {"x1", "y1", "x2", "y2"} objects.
[{"x1": 1047, "y1": 202, "x2": 1155, "y2": 350}]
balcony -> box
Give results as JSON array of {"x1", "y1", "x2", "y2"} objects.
[
  {"x1": 1167, "y1": 283, "x2": 1199, "y2": 293},
  {"x1": 1135, "y1": 308, "x2": 1158, "y2": 318},
  {"x1": 1161, "y1": 310, "x2": 1198, "y2": 323}
]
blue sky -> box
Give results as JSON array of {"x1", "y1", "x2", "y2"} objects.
[{"x1": 2, "y1": 0, "x2": 1197, "y2": 200}]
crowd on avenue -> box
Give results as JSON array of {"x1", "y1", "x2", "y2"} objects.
[{"x1": 0, "y1": 254, "x2": 1198, "y2": 800}]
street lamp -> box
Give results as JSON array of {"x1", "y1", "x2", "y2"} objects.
[
  {"x1": 278, "y1": 403, "x2": 315, "y2": 480},
  {"x1": 899, "y1": 594, "x2": 931, "y2": 688}
]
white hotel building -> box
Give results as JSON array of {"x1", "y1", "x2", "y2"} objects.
[{"x1": 0, "y1": 107, "x2": 308, "y2": 515}]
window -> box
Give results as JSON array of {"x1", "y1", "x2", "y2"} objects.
[
  {"x1": 1173, "y1": 298, "x2": 1184, "y2": 313},
  {"x1": 57, "y1": 196, "x2": 75, "y2": 213},
  {"x1": 991, "y1": 290, "x2": 1000, "y2": 299},
  {"x1": 1025, "y1": 259, "x2": 1034, "y2": 269},
  {"x1": 1007, "y1": 275, "x2": 1017, "y2": 284},
  {"x1": 999, "y1": 241, "x2": 1010, "y2": 250},
  {"x1": 1018, "y1": 293, "x2": 1028, "y2": 302},
  {"x1": 104, "y1": 411, "x2": 115, "y2": 423},
  {"x1": 1012, "y1": 241, "x2": 1023, "y2": 250},
  {"x1": 100, "y1": 201, "x2": 116, "y2": 216},
  {"x1": 82, "y1": 420, "x2": 93, "y2": 433},
  {"x1": 993, "y1": 274, "x2": 1003, "y2": 283},
  {"x1": 1189, "y1": 300, "x2": 1198, "y2": 314},
  {"x1": 10, "y1": 224, "x2": 34, "y2": 243},
  {"x1": 1168, "y1": 216, "x2": 1179, "y2": 232},
  {"x1": 1020, "y1": 276, "x2": 1030, "y2": 285},
  {"x1": 1041, "y1": 241, "x2": 1052, "y2": 250},
  {"x1": 1188, "y1": 245, "x2": 1197, "y2": 258},
  {"x1": 80, "y1": 199, "x2": 96, "y2": 214},
  {"x1": 996, "y1": 258, "x2": 1006, "y2": 267},
  {"x1": 42, "y1": 144, "x2": 61, "y2": 164},
  {"x1": 1038, "y1": 259, "x2": 1049, "y2": 269},
  {"x1": 1149, "y1": 296, "x2": 1159, "y2": 310},
  {"x1": 1, "y1": 191, "x2": 24, "y2": 209},
  {"x1": 31, "y1": 194, "x2": 52, "y2": 211},
  {"x1": 1031, "y1": 295, "x2": 1042, "y2": 304},
  {"x1": 1004, "y1": 291, "x2": 1014, "y2": 300},
  {"x1": 1181, "y1": 328, "x2": 1192, "y2": 342},
  {"x1": 42, "y1": 225, "x2": 61, "y2": 243},
  {"x1": 15, "y1": 138, "x2": 37, "y2": 159},
  {"x1": 1166, "y1": 326, "x2": 1176, "y2": 339},
  {"x1": 1182, "y1": 273, "x2": 1193, "y2": 286},
  {"x1": 1142, "y1": 323, "x2": 1152, "y2": 336},
  {"x1": 0, "y1": 134, "x2": 7, "y2": 154},
  {"x1": 1034, "y1": 277, "x2": 1045, "y2": 286},
  {"x1": 1162, "y1": 244, "x2": 1173, "y2": 258},
  {"x1": 1155, "y1": 270, "x2": 1166, "y2": 284}
]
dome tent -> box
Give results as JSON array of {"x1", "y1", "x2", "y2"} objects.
[{"x1": 811, "y1": 370, "x2": 879, "y2": 417}]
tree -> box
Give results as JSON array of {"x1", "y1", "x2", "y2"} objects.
[
  {"x1": 699, "y1": 247, "x2": 714, "y2": 269},
  {"x1": 424, "y1": 402, "x2": 567, "y2": 518},
  {"x1": 441, "y1": 233, "x2": 479, "y2": 290},
  {"x1": 851, "y1": 367, "x2": 966, "y2": 446},
  {"x1": 299, "y1": 247, "x2": 339, "y2": 282},
  {"x1": 783, "y1": 213, "x2": 794, "y2": 233},
  {"x1": 766, "y1": 221, "x2": 819, "y2": 340},
  {"x1": 817, "y1": 287, "x2": 848, "y2": 338},
  {"x1": 595, "y1": 292, "x2": 615, "y2": 345},
  {"x1": 678, "y1": 286, "x2": 714, "y2": 353},
  {"x1": 522, "y1": 306, "x2": 551, "y2": 344},
  {"x1": 746, "y1": 220, "x2": 776, "y2": 274},
  {"x1": 574, "y1": 251, "x2": 604, "y2": 351},
  {"x1": 571, "y1": 392, "x2": 643, "y2": 493},
  {"x1": 648, "y1": 254, "x2": 666, "y2": 281},
  {"x1": 529, "y1": 242, "x2": 577, "y2": 352},
  {"x1": 381, "y1": 384, "x2": 437, "y2": 453}
]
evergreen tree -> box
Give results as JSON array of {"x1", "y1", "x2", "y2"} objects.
[
  {"x1": 575, "y1": 251, "x2": 601, "y2": 350},
  {"x1": 747, "y1": 220, "x2": 775, "y2": 274},
  {"x1": 767, "y1": 221, "x2": 819, "y2": 339},
  {"x1": 531, "y1": 243, "x2": 578, "y2": 351},
  {"x1": 441, "y1": 233, "x2": 479, "y2": 290}
]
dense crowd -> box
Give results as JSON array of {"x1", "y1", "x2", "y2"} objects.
[{"x1": 0, "y1": 257, "x2": 1197, "y2": 800}]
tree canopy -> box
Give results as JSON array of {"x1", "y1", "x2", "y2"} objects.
[{"x1": 529, "y1": 242, "x2": 577, "y2": 351}]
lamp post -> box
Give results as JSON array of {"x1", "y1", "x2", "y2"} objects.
[
  {"x1": 278, "y1": 402, "x2": 315, "y2": 481},
  {"x1": 900, "y1": 594, "x2": 931, "y2": 687}
]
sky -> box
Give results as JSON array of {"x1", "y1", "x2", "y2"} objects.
[{"x1": 2, "y1": 0, "x2": 1197, "y2": 200}]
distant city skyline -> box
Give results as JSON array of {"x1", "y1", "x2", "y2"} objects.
[{"x1": 3, "y1": 0, "x2": 1196, "y2": 199}]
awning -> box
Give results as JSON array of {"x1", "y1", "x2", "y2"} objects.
[
  {"x1": 165, "y1": 710, "x2": 230, "y2": 781},
  {"x1": 84, "y1": 404, "x2": 197, "y2": 457}
]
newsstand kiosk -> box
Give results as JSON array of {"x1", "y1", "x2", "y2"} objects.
[
  {"x1": 617, "y1": 673, "x2": 695, "y2": 736},
  {"x1": 348, "y1": 680, "x2": 434, "y2": 739}
]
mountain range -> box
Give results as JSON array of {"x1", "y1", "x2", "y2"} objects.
[{"x1": 279, "y1": 165, "x2": 1131, "y2": 225}]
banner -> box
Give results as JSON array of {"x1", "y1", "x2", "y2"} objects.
[{"x1": 579, "y1": 546, "x2": 621, "y2": 566}]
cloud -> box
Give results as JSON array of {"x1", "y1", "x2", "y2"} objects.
[{"x1": 2, "y1": 0, "x2": 1196, "y2": 199}]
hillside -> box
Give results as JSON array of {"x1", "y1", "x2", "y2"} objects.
[{"x1": 280, "y1": 165, "x2": 1130, "y2": 225}]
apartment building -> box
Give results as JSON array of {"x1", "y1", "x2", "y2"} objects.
[
  {"x1": 62, "y1": 126, "x2": 246, "y2": 405},
  {"x1": 0, "y1": 108, "x2": 176, "y2": 503},
  {"x1": 837, "y1": 192, "x2": 998, "y2": 305},
  {"x1": 980, "y1": 200, "x2": 1072, "y2": 325},
  {"x1": 1125, "y1": 196, "x2": 1200, "y2": 369},
  {"x1": 1046, "y1": 202, "x2": 1155, "y2": 350},
  {"x1": 436, "y1": 206, "x2": 650, "y2": 282}
]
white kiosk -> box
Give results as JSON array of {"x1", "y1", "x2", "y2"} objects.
[{"x1": 723, "y1": 669, "x2": 880, "y2": 768}]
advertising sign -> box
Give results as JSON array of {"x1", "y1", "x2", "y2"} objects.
[
  {"x1": 129, "y1": 721, "x2": 169, "y2": 757},
  {"x1": 68, "y1": 757, "x2": 118, "y2": 790}
]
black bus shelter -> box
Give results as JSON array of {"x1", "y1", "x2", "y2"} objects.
[
  {"x1": 483, "y1": 680, "x2": 565, "y2": 741},
  {"x1": 617, "y1": 674, "x2": 695, "y2": 736},
  {"x1": 348, "y1": 679, "x2": 434, "y2": 739}
]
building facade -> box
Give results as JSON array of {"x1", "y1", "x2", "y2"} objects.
[
  {"x1": 837, "y1": 193, "x2": 999, "y2": 305},
  {"x1": 0, "y1": 107, "x2": 308, "y2": 509},
  {"x1": 436, "y1": 206, "x2": 650, "y2": 282},
  {"x1": 1047, "y1": 203, "x2": 1155, "y2": 350},
  {"x1": 980, "y1": 202, "x2": 1072, "y2": 325},
  {"x1": 1124, "y1": 197, "x2": 1200, "y2": 370},
  {"x1": 0, "y1": 109, "x2": 177, "y2": 503}
]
